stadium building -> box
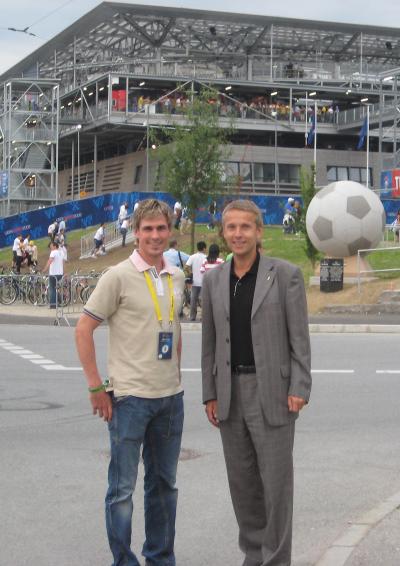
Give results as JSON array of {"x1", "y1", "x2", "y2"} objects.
[{"x1": 1, "y1": 1, "x2": 400, "y2": 217}]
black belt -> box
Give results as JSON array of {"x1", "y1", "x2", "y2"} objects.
[{"x1": 232, "y1": 365, "x2": 256, "y2": 375}]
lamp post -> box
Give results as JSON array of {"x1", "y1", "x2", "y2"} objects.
[{"x1": 76, "y1": 124, "x2": 82, "y2": 199}]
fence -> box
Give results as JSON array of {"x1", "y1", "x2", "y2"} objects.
[
  {"x1": 357, "y1": 246, "x2": 400, "y2": 293},
  {"x1": 0, "y1": 271, "x2": 104, "y2": 326},
  {"x1": 80, "y1": 217, "x2": 135, "y2": 258}
]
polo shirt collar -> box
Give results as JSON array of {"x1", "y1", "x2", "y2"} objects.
[{"x1": 130, "y1": 249, "x2": 175, "y2": 275}]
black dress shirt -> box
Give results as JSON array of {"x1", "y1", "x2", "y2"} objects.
[{"x1": 230, "y1": 253, "x2": 260, "y2": 368}]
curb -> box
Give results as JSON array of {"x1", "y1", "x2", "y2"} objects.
[{"x1": 315, "y1": 491, "x2": 400, "y2": 566}]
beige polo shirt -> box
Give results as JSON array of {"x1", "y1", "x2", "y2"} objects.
[{"x1": 84, "y1": 253, "x2": 185, "y2": 398}]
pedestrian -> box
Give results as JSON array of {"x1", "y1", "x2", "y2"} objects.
[
  {"x1": 47, "y1": 221, "x2": 57, "y2": 243},
  {"x1": 44, "y1": 241, "x2": 65, "y2": 309},
  {"x1": 29, "y1": 240, "x2": 38, "y2": 270},
  {"x1": 120, "y1": 218, "x2": 128, "y2": 247},
  {"x1": 93, "y1": 223, "x2": 105, "y2": 257},
  {"x1": 58, "y1": 218, "x2": 66, "y2": 242},
  {"x1": 208, "y1": 200, "x2": 217, "y2": 229},
  {"x1": 12, "y1": 234, "x2": 24, "y2": 272},
  {"x1": 199, "y1": 243, "x2": 224, "y2": 273},
  {"x1": 185, "y1": 241, "x2": 207, "y2": 321},
  {"x1": 75, "y1": 198, "x2": 185, "y2": 566},
  {"x1": 173, "y1": 200, "x2": 182, "y2": 229},
  {"x1": 163, "y1": 239, "x2": 189, "y2": 269},
  {"x1": 118, "y1": 202, "x2": 128, "y2": 227},
  {"x1": 201, "y1": 199, "x2": 312, "y2": 566}
]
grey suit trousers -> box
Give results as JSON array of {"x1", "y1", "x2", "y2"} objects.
[{"x1": 219, "y1": 373, "x2": 295, "y2": 566}]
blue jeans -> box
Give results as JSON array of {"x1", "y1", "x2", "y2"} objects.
[
  {"x1": 49, "y1": 274, "x2": 62, "y2": 307},
  {"x1": 106, "y1": 392, "x2": 184, "y2": 566}
]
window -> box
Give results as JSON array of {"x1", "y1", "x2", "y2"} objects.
[
  {"x1": 278, "y1": 164, "x2": 300, "y2": 183},
  {"x1": 327, "y1": 166, "x2": 373, "y2": 186},
  {"x1": 134, "y1": 165, "x2": 142, "y2": 185},
  {"x1": 253, "y1": 163, "x2": 275, "y2": 183},
  {"x1": 239, "y1": 162, "x2": 252, "y2": 183},
  {"x1": 222, "y1": 162, "x2": 239, "y2": 182}
]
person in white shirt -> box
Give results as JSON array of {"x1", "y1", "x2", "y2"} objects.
[
  {"x1": 185, "y1": 241, "x2": 207, "y2": 321},
  {"x1": 173, "y1": 201, "x2": 182, "y2": 229},
  {"x1": 12, "y1": 235, "x2": 23, "y2": 272},
  {"x1": 118, "y1": 203, "x2": 128, "y2": 226},
  {"x1": 44, "y1": 242, "x2": 65, "y2": 309},
  {"x1": 93, "y1": 223, "x2": 105, "y2": 256}
]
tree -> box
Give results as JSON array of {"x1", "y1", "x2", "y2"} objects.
[
  {"x1": 153, "y1": 85, "x2": 234, "y2": 252},
  {"x1": 299, "y1": 164, "x2": 320, "y2": 268}
]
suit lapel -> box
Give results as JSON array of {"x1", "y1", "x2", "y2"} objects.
[
  {"x1": 219, "y1": 261, "x2": 231, "y2": 316},
  {"x1": 251, "y1": 257, "x2": 276, "y2": 319}
]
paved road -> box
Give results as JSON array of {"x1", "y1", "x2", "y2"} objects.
[{"x1": 1, "y1": 327, "x2": 400, "y2": 566}]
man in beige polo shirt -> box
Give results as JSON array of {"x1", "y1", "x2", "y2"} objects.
[{"x1": 75, "y1": 199, "x2": 185, "y2": 566}]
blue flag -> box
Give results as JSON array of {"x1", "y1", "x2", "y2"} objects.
[
  {"x1": 357, "y1": 117, "x2": 368, "y2": 150},
  {"x1": 307, "y1": 113, "x2": 316, "y2": 146}
]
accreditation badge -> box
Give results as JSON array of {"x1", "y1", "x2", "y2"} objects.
[{"x1": 158, "y1": 331, "x2": 173, "y2": 360}]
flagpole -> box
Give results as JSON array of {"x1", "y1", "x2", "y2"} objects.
[
  {"x1": 366, "y1": 105, "x2": 370, "y2": 188},
  {"x1": 314, "y1": 99, "x2": 317, "y2": 179},
  {"x1": 305, "y1": 91, "x2": 308, "y2": 147}
]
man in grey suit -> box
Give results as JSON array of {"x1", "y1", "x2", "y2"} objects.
[{"x1": 201, "y1": 199, "x2": 311, "y2": 566}]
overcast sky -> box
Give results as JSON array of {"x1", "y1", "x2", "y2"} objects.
[{"x1": 1, "y1": 0, "x2": 400, "y2": 73}]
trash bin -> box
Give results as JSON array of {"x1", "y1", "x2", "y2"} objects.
[{"x1": 319, "y1": 258, "x2": 344, "y2": 292}]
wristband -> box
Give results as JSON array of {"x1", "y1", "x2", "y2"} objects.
[{"x1": 88, "y1": 379, "x2": 109, "y2": 393}]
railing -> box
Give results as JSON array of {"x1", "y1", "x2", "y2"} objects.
[
  {"x1": 80, "y1": 217, "x2": 135, "y2": 258},
  {"x1": 357, "y1": 245, "x2": 400, "y2": 293}
]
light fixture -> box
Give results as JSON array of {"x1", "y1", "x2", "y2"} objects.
[
  {"x1": 76, "y1": 124, "x2": 82, "y2": 130},
  {"x1": 383, "y1": 76, "x2": 393, "y2": 82},
  {"x1": 151, "y1": 144, "x2": 157, "y2": 149},
  {"x1": 361, "y1": 97, "x2": 369, "y2": 102},
  {"x1": 139, "y1": 81, "x2": 145, "y2": 86},
  {"x1": 225, "y1": 85, "x2": 232, "y2": 91},
  {"x1": 68, "y1": 101, "x2": 72, "y2": 106},
  {"x1": 270, "y1": 91, "x2": 278, "y2": 96},
  {"x1": 88, "y1": 92, "x2": 94, "y2": 96},
  {"x1": 309, "y1": 91, "x2": 316, "y2": 96},
  {"x1": 39, "y1": 93, "x2": 43, "y2": 98},
  {"x1": 60, "y1": 105, "x2": 65, "y2": 109},
  {"x1": 83, "y1": 86, "x2": 87, "y2": 91},
  {"x1": 99, "y1": 86, "x2": 105, "y2": 91},
  {"x1": 77, "y1": 97, "x2": 82, "y2": 102},
  {"x1": 346, "y1": 89, "x2": 352, "y2": 94}
]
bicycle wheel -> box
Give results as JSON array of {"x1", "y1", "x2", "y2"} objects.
[
  {"x1": 28, "y1": 284, "x2": 47, "y2": 306},
  {"x1": 0, "y1": 278, "x2": 18, "y2": 305}
]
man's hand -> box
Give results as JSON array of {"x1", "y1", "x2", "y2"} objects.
[
  {"x1": 205, "y1": 400, "x2": 219, "y2": 427},
  {"x1": 288, "y1": 395, "x2": 306, "y2": 413},
  {"x1": 90, "y1": 391, "x2": 113, "y2": 422}
]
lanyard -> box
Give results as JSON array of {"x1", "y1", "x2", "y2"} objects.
[{"x1": 144, "y1": 270, "x2": 174, "y2": 326}]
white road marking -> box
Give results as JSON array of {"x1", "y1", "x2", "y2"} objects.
[
  {"x1": 42, "y1": 365, "x2": 82, "y2": 371},
  {"x1": 376, "y1": 370, "x2": 400, "y2": 374},
  {"x1": 311, "y1": 369, "x2": 354, "y2": 374},
  {"x1": 0, "y1": 339, "x2": 81, "y2": 370}
]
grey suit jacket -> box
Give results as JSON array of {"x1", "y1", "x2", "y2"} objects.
[{"x1": 201, "y1": 255, "x2": 312, "y2": 426}]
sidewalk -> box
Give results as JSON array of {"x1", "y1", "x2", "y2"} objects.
[{"x1": 1, "y1": 302, "x2": 400, "y2": 331}]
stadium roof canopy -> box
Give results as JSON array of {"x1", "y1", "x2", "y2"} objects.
[{"x1": 3, "y1": 2, "x2": 400, "y2": 85}]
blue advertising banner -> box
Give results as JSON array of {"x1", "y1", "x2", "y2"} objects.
[
  {"x1": 0, "y1": 171, "x2": 8, "y2": 197},
  {"x1": 2, "y1": 191, "x2": 396, "y2": 250},
  {"x1": 0, "y1": 192, "x2": 298, "y2": 249}
]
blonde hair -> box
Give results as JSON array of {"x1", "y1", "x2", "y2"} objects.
[
  {"x1": 222, "y1": 199, "x2": 263, "y2": 228},
  {"x1": 133, "y1": 199, "x2": 173, "y2": 231}
]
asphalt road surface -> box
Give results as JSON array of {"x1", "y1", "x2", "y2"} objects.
[{"x1": 1, "y1": 326, "x2": 400, "y2": 566}]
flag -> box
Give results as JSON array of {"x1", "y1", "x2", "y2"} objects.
[
  {"x1": 357, "y1": 117, "x2": 368, "y2": 150},
  {"x1": 307, "y1": 113, "x2": 316, "y2": 146}
]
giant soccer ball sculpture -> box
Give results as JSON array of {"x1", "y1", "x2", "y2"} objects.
[{"x1": 306, "y1": 181, "x2": 386, "y2": 257}]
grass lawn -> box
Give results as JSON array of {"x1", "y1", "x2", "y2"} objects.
[{"x1": 2, "y1": 223, "x2": 400, "y2": 313}]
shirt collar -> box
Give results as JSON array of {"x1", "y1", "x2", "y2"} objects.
[
  {"x1": 130, "y1": 249, "x2": 175, "y2": 275},
  {"x1": 231, "y1": 252, "x2": 260, "y2": 277}
]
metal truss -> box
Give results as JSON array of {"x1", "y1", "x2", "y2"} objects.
[
  {"x1": 0, "y1": 79, "x2": 59, "y2": 216},
  {"x1": 4, "y1": 4, "x2": 400, "y2": 90}
]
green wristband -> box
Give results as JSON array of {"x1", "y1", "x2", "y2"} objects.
[
  {"x1": 88, "y1": 379, "x2": 109, "y2": 393},
  {"x1": 88, "y1": 384, "x2": 106, "y2": 393}
]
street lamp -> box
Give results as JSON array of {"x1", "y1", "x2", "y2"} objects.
[{"x1": 76, "y1": 124, "x2": 82, "y2": 199}]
